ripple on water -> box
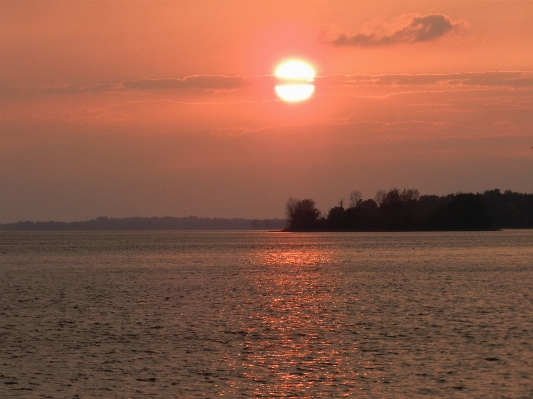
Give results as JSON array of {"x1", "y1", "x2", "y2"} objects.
[{"x1": 1, "y1": 230, "x2": 532, "y2": 398}]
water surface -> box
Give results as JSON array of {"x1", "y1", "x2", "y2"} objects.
[{"x1": 1, "y1": 230, "x2": 532, "y2": 398}]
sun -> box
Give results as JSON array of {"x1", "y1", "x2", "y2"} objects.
[{"x1": 274, "y1": 60, "x2": 315, "y2": 102}]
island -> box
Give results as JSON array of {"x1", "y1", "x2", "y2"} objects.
[{"x1": 284, "y1": 189, "x2": 533, "y2": 231}]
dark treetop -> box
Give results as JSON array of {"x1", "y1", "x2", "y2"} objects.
[{"x1": 285, "y1": 189, "x2": 533, "y2": 231}]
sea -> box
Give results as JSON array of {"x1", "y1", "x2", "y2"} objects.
[{"x1": 1, "y1": 230, "x2": 532, "y2": 398}]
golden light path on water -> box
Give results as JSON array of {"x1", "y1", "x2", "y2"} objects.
[{"x1": 222, "y1": 235, "x2": 378, "y2": 397}]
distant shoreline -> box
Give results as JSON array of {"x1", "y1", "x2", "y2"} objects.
[
  {"x1": 0, "y1": 216, "x2": 286, "y2": 232},
  {"x1": 281, "y1": 227, "x2": 503, "y2": 232}
]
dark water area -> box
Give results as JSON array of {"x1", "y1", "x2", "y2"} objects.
[{"x1": 1, "y1": 231, "x2": 532, "y2": 398}]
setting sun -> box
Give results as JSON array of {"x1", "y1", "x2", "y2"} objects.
[{"x1": 274, "y1": 60, "x2": 315, "y2": 102}]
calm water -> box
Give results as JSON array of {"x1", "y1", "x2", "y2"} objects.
[{"x1": 1, "y1": 230, "x2": 532, "y2": 398}]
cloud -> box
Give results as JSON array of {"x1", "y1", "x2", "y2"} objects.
[
  {"x1": 323, "y1": 72, "x2": 533, "y2": 89},
  {"x1": 119, "y1": 75, "x2": 249, "y2": 91},
  {"x1": 38, "y1": 83, "x2": 116, "y2": 94},
  {"x1": 36, "y1": 75, "x2": 250, "y2": 95},
  {"x1": 330, "y1": 14, "x2": 464, "y2": 46}
]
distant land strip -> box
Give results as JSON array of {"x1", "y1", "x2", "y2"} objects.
[
  {"x1": 2, "y1": 189, "x2": 532, "y2": 232},
  {"x1": 0, "y1": 216, "x2": 286, "y2": 232}
]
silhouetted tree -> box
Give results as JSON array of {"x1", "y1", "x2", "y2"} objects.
[
  {"x1": 400, "y1": 189, "x2": 419, "y2": 202},
  {"x1": 382, "y1": 188, "x2": 401, "y2": 205},
  {"x1": 346, "y1": 199, "x2": 380, "y2": 229},
  {"x1": 375, "y1": 189, "x2": 386, "y2": 207},
  {"x1": 359, "y1": 199, "x2": 379, "y2": 212},
  {"x1": 327, "y1": 206, "x2": 348, "y2": 229},
  {"x1": 349, "y1": 190, "x2": 363, "y2": 208},
  {"x1": 377, "y1": 188, "x2": 421, "y2": 229},
  {"x1": 285, "y1": 198, "x2": 321, "y2": 230},
  {"x1": 415, "y1": 195, "x2": 445, "y2": 228},
  {"x1": 483, "y1": 189, "x2": 533, "y2": 228},
  {"x1": 278, "y1": 188, "x2": 533, "y2": 232},
  {"x1": 429, "y1": 193, "x2": 491, "y2": 230}
]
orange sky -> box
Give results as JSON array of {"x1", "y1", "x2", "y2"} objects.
[{"x1": 1, "y1": 1, "x2": 533, "y2": 222}]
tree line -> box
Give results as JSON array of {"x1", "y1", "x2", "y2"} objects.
[{"x1": 285, "y1": 189, "x2": 533, "y2": 231}]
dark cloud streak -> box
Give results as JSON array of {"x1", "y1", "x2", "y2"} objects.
[
  {"x1": 12, "y1": 72, "x2": 533, "y2": 101},
  {"x1": 331, "y1": 14, "x2": 462, "y2": 47},
  {"x1": 119, "y1": 76, "x2": 249, "y2": 91},
  {"x1": 36, "y1": 76, "x2": 250, "y2": 95},
  {"x1": 321, "y1": 72, "x2": 533, "y2": 89}
]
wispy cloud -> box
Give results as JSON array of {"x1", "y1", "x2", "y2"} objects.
[
  {"x1": 8, "y1": 72, "x2": 533, "y2": 108},
  {"x1": 119, "y1": 76, "x2": 249, "y2": 91},
  {"x1": 37, "y1": 75, "x2": 251, "y2": 95},
  {"x1": 321, "y1": 72, "x2": 533, "y2": 89},
  {"x1": 329, "y1": 14, "x2": 465, "y2": 46}
]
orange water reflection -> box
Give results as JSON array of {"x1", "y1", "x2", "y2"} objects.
[
  {"x1": 222, "y1": 235, "x2": 381, "y2": 397},
  {"x1": 253, "y1": 247, "x2": 332, "y2": 267}
]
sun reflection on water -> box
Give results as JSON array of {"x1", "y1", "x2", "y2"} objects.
[
  {"x1": 219, "y1": 237, "x2": 382, "y2": 396},
  {"x1": 253, "y1": 247, "x2": 332, "y2": 267}
]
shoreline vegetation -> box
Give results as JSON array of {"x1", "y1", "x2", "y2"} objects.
[
  {"x1": 284, "y1": 189, "x2": 533, "y2": 232},
  {"x1": 1, "y1": 189, "x2": 531, "y2": 232}
]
